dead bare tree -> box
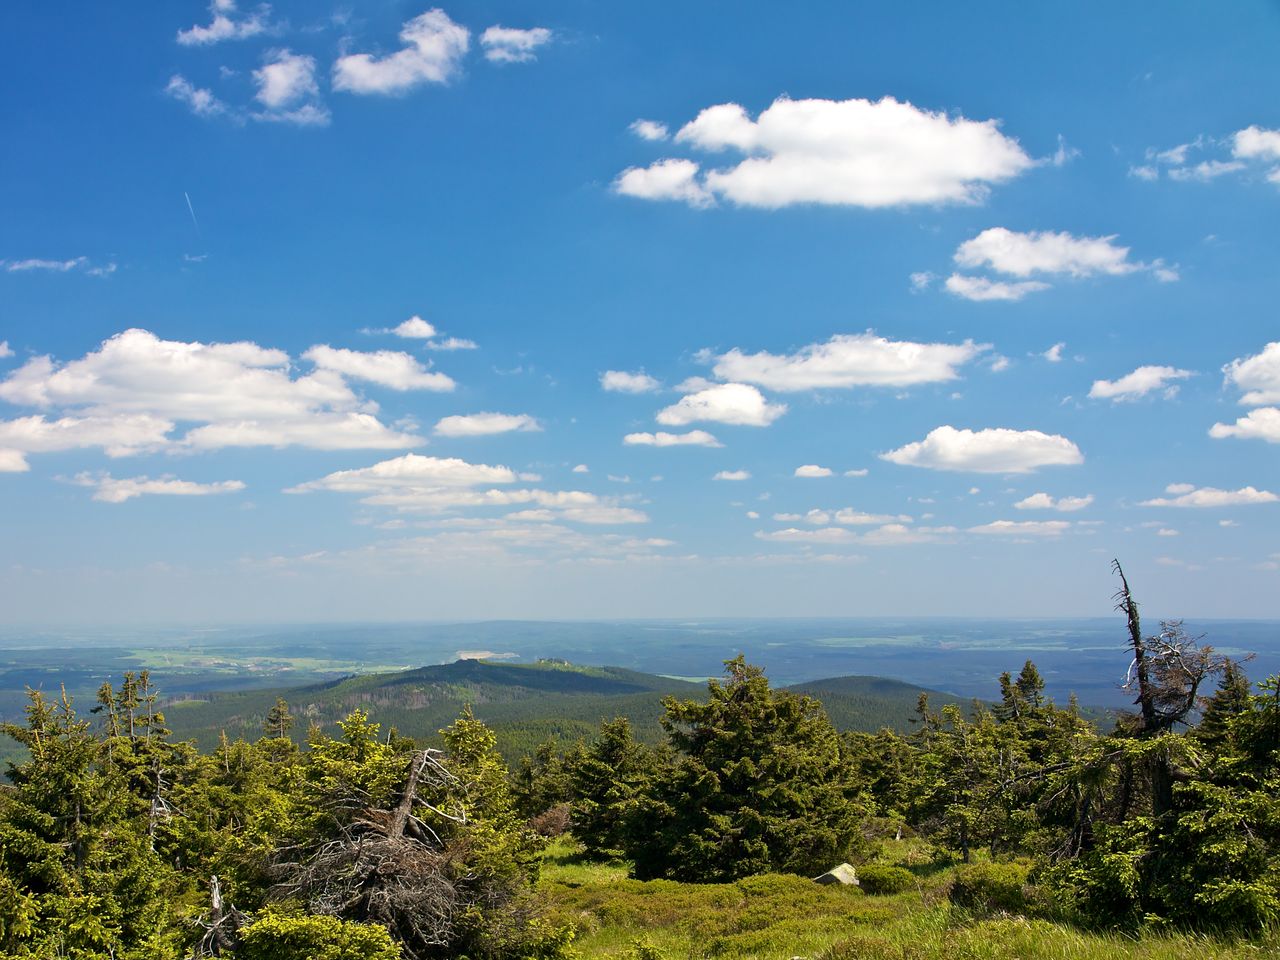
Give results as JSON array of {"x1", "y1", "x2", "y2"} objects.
[
  {"x1": 267, "y1": 749, "x2": 472, "y2": 959},
  {"x1": 1112, "y1": 559, "x2": 1227, "y2": 816}
]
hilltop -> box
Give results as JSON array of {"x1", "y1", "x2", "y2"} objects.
[{"x1": 163, "y1": 658, "x2": 971, "y2": 758}]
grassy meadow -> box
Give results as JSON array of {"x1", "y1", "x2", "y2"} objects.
[{"x1": 538, "y1": 839, "x2": 1279, "y2": 960}]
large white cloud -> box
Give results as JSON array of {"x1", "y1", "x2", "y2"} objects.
[
  {"x1": 1140, "y1": 483, "x2": 1278, "y2": 508},
  {"x1": 623, "y1": 430, "x2": 722, "y2": 448},
  {"x1": 1209, "y1": 408, "x2": 1280, "y2": 444},
  {"x1": 1089, "y1": 365, "x2": 1194, "y2": 401},
  {"x1": 304, "y1": 345, "x2": 455, "y2": 391},
  {"x1": 74, "y1": 472, "x2": 246, "y2": 504},
  {"x1": 711, "y1": 332, "x2": 986, "y2": 391},
  {"x1": 0, "y1": 329, "x2": 424, "y2": 460},
  {"x1": 615, "y1": 96, "x2": 1034, "y2": 209},
  {"x1": 656, "y1": 382, "x2": 785, "y2": 427},
  {"x1": 433, "y1": 412, "x2": 540, "y2": 437},
  {"x1": 0, "y1": 414, "x2": 174, "y2": 471},
  {"x1": 1222, "y1": 341, "x2": 1280, "y2": 405},
  {"x1": 881, "y1": 425, "x2": 1083, "y2": 473},
  {"x1": 333, "y1": 9, "x2": 470, "y2": 95},
  {"x1": 479, "y1": 25, "x2": 551, "y2": 63}
]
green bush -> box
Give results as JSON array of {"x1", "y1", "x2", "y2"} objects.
[
  {"x1": 949, "y1": 862, "x2": 1031, "y2": 915},
  {"x1": 856, "y1": 864, "x2": 916, "y2": 895},
  {"x1": 237, "y1": 913, "x2": 401, "y2": 960}
]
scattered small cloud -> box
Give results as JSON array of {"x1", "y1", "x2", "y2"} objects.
[
  {"x1": 944, "y1": 274, "x2": 1049, "y2": 301},
  {"x1": 714, "y1": 469, "x2": 751, "y2": 481},
  {"x1": 623, "y1": 430, "x2": 722, "y2": 448},
  {"x1": 480, "y1": 25, "x2": 552, "y2": 64},
  {"x1": 794, "y1": 464, "x2": 833, "y2": 478},
  {"x1": 73, "y1": 472, "x2": 246, "y2": 504},
  {"x1": 1014, "y1": 492, "x2": 1094, "y2": 512},
  {"x1": 629, "y1": 119, "x2": 669, "y2": 141},
  {"x1": 657, "y1": 383, "x2": 786, "y2": 427},
  {"x1": 1140, "y1": 483, "x2": 1278, "y2": 508},
  {"x1": 601, "y1": 370, "x2": 661, "y2": 394},
  {"x1": 572, "y1": 464, "x2": 589, "y2": 474},
  {"x1": 177, "y1": 0, "x2": 270, "y2": 47},
  {"x1": 1089, "y1": 365, "x2": 1194, "y2": 401},
  {"x1": 434, "y1": 412, "x2": 541, "y2": 437}
]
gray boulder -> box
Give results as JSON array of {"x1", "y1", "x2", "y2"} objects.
[{"x1": 813, "y1": 862, "x2": 859, "y2": 886}]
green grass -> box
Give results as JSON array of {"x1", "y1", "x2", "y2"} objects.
[{"x1": 537, "y1": 840, "x2": 1279, "y2": 960}]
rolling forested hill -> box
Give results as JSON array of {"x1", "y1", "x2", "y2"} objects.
[{"x1": 163, "y1": 658, "x2": 972, "y2": 759}]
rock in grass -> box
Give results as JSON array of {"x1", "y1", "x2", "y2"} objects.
[{"x1": 813, "y1": 863, "x2": 859, "y2": 886}]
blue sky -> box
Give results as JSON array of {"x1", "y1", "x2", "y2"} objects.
[{"x1": 2, "y1": 1, "x2": 1279, "y2": 623}]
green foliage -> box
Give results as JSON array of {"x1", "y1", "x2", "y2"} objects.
[
  {"x1": 237, "y1": 913, "x2": 401, "y2": 960},
  {"x1": 620, "y1": 657, "x2": 866, "y2": 882},
  {"x1": 856, "y1": 864, "x2": 916, "y2": 895},
  {"x1": 949, "y1": 862, "x2": 1033, "y2": 915}
]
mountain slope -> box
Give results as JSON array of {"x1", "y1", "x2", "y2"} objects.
[{"x1": 163, "y1": 659, "x2": 968, "y2": 759}]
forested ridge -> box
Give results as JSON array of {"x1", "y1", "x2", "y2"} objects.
[{"x1": 2, "y1": 566, "x2": 1278, "y2": 958}]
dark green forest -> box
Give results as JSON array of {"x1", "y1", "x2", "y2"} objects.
[{"x1": 2, "y1": 565, "x2": 1278, "y2": 958}]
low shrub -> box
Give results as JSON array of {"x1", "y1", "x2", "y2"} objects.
[
  {"x1": 949, "y1": 861, "x2": 1032, "y2": 916},
  {"x1": 236, "y1": 913, "x2": 401, "y2": 960},
  {"x1": 857, "y1": 864, "x2": 916, "y2": 895}
]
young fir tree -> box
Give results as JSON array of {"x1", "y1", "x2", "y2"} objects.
[{"x1": 624, "y1": 656, "x2": 863, "y2": 882}]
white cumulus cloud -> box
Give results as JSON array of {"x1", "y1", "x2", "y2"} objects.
[
  {"x1": 1209, "y1": 408, "x2": 1280, "y2": 444},
  {"x1": 393, "y1": 316, "x2": 438, "y2": 339},
  {"x1": 881, "y1": 425, "x2": 1083, "y2": 474},
  {"x1": 954, "y1": 228, "x2": 1147, "y2": 278},
  {"x1": 656, "y1": 383, "x2": 785, "y2": 427},
  {"x1": 0, "y1": 328, "x2": 423, "y2": 459},
  {"x1": 711, "y1": 332, "x2": 986, "y2": 391},
  {"x1": 333, "y1": 9, "x2": 470, "y2": 95},
  {"x1": 1089, "y1": 365, "x2": 1193, "y2": 401},
  {"x1": 1222, "y1": 341, "x2": 1280, "y2": 405},
  {"x1": 434, "y1": 412, "x2": 540, "y2": 437},
  {"x1": 252, "y1": 49, "x2": 329, "y2": 126},
  {"x1": 794, "y1": 465, "x2": 833, "y2": 478},
  {"x1": 0, "y1": 341, "x2": 12, "y2": 358},
  {"x1": 616, "y1": 95, "x2": 1033, "y2": 209},
  {"x1": 303, "y1": 345, "x2": 455, "y2": 391}
]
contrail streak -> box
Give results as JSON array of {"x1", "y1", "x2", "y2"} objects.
[{"x1": 184, "y1": 192, "x2": 201, "y2": 234}]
